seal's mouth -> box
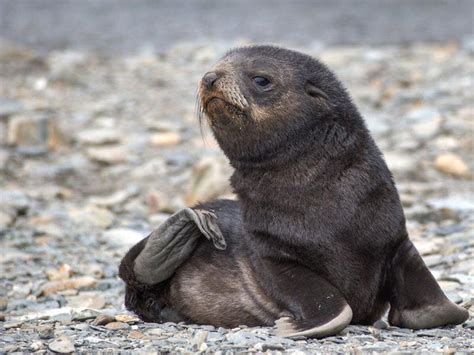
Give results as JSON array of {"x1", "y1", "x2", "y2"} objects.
[{"x1": 204, "y1": 96, "x2": 245, "y2": 116}]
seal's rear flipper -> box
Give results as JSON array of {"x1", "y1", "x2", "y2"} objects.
[
  {"x1": 263, "y1": 260, "x2": 352, "y2": 338},
  {"x1": 118, "y1": 207, "x2": 226, "y2": 322},
  {"x1": 387, "y1": 239, "x2": 469, "y2": 329}
]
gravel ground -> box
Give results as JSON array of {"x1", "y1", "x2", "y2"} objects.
[{"x1": 0, "y1": 39, "x2": 473, "y2": 353}]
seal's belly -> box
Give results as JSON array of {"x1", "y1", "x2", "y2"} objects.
[{"x1": 167, "y1": 243, "x2": 280, "y2": 328}]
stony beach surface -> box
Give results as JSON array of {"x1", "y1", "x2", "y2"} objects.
[{"x1": 0, "y1": 39, "x2": 473, "y2": 353}]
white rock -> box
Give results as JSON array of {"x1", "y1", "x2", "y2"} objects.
[
  {"x1": 86, "y1": 146, "x2": 128, "y2": 164},
  {"x1": 383, "y1": 151, "x2": 415, "y2": 172},
  {"x1": 77, "y1": 128, "x2": 121, "y2": 145},
  {"x1": 102, "y1": 228, "x2": 145, "y2": 248}
]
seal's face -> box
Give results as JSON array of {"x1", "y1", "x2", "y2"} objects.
[{"x1": 198, "y1": 45, "x2": 353, "y2": 164}]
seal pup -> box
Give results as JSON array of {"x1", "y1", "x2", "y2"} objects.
[{"x1": 119, "y1": 45, "x2": 469, "y2": 338}]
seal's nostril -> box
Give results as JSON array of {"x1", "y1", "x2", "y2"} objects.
[{"x1": 203, "y1": 71, "x2": 219, "y2": 88}]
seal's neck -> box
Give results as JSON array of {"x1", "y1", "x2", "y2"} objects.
[{"x1": 228, "y1": 116, "x2": 366, "y2": 172}]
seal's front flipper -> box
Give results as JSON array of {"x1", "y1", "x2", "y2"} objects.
[
  {"x1": 133, "y1": 207, "x2": 226, "y2": 285},
  {"x1": 388, "y1": 239, "x2": 468, "y2": 329},
  {"x1": 263, "y1": 260, "x2": 352, "y2": 338}
]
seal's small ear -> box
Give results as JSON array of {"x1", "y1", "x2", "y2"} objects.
[{"x1": 305, "y1": 81, "x2": 329, "y2": 100}]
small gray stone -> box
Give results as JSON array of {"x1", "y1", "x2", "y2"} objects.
[
  {"x1": 0, "y1": 97, "x2": 23, "y2": 119},
  {"x1": 48, "y1": 335, "x2": 75, "y2": 354},
  {"x1": 72, "y1": 308, "x2": 101, "y2": 321},
  {"x1": 463, "y1": 320, "x2": 474, "y2": 329},
  {"x1": 373, "y1": 319, "x2": 388, "y2": 329},
  {"x1": 37, "y1": 324, "x2": 55, "y2": 339}
]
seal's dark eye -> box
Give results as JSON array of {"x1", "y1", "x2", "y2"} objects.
[{"x1": 253, "y1": 76, "x2": 270, "y2": 87}]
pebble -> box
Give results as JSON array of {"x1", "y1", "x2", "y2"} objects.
[
  {"x1": 40, "y1": 276, "x2": 97, "y2": 296},
  {"x1": 0, "y1": 298, "x2": 8, "y2": 311},
  {"x1": 186, "y1": 156, "x2": 232, "y2": 205},
  {"x1": 102, "y1": 228, "x2": 145, "y2": 248},
  {"x1": 68, "y1": 205, "x2": 114, "y2": 228},
  {"x1": 48, "y1": 335, "x2": 75, "y2": 354},
  {"x1": 105, "y1": 321, "x2": 130, "y2": 330},
  {"x1": 4, "y1": 320, "x2": 23, "y2": 329},
  {"x1": 30, "y1": 340, "x2": 44, "y2": 351},
  {"x1": 7, "y1": 113, "x2": 61, "y2": 149},
  {"x1": 92, "y1": 314, "x2": 116, "y2": 326},
  {"x1": 115, "y1": 314, "x2": 140, "y2": 323},
  {"x1": 192, "y1": 330, "x2": 209, "y2": 350},
  {"x1": 373, "y1": 320, "x2": 388, "y2": 330},
  {"x1": 46, "y1": 264, "x2": 72, "y2": 281},
  {"x1": 0, "y1": 97, "x2": 23, "y2": 119},
  {"x1": 88, "y1": 186, "x2": 138, "y2": 207},
  {"x1": 434, "y1": 153, "x2": 470, "y2": 177},
  {"x1": 37, "y1": 324, "x2": 55, "y2": 339},
  {"x1": 129, "y1": 330, "x2": 148, "y2": 339},
  {"x1": 86, "y1": 146, "x2": 128, "y2": 164},
  {"x1": 77, "y1": 128, "x2": 121, "y2": 145},
  {"x1": 406, "y1": 107, "x2": 442, "y2": 139},
  {"x1": 68, "y1": 293, "x2": 106, "y2": 309},
  {"x1": 72, "y1": 308, "x2": 101, "y2": 321},
  {"x1": 150, "y1": 132, "x2": 181, "y2": 146}
]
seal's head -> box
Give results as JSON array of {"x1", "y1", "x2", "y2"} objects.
[{"x1": 198, "y1": 45, "x2": 363, "y2": 167}]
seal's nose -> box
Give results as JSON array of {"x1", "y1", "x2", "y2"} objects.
[{"x1": 202, "y1": 71, "x2": 219, "y2": 88}]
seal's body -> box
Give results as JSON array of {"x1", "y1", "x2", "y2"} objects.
[{"x1": 119, "y1": 46, "x2": 468, "y2": 337}]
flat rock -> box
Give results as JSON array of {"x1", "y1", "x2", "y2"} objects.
[
  {"x1": 105, "y1": 321, "x2": 130, "y2": 330},
  {"x1": 67, "y1": 293, "x2": 106, "y2": 309},
  {"x1": 114, "y1": 314, "x2": 140, "y2": 323},
  {"x1": 72, "y1": 308, "x2": 101, "y2": 321},
  {"x1": 4, "y1": 320, "x2": 23, "y2": 329},
  {"x1": 48, "y1": 335, "x2": 75, "y2": 354},
  {"x1": 68, "y1": 205, "x2": 114, "y2": 228},
  {"x1": 92, "y1": 314, "x2": 116, "y2": 326},
  {"x1": 77, "y1": 128, "x2": 121, "y2": 145},
  {"x1": 40, "y1": 276, "x2": 97, "y2": 296},
  {"x1": 88, "y1": 186, "x2": 138, "y2": 207},
  {"x1": 86, "y1": 146, "x2": 128, "y2": 164},
  {"x1": 186, "y1": 156, "x2": 232, "y2": 205}
]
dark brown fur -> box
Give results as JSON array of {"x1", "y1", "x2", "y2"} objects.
[{"x1": 119, "y1": 46, "x2": 468, "y2": 335}]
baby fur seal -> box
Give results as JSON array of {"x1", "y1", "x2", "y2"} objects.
[{"x1": 119, "y1": 45, "x2": 468, "y2": 338}]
